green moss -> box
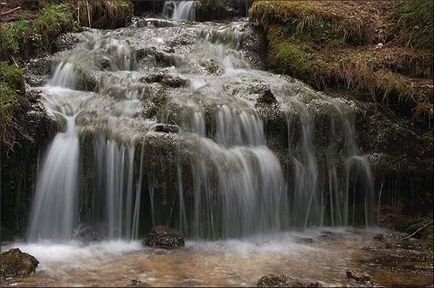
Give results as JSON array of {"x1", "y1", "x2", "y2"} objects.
[
  {"x1": 250, "y1": 0, "x2": 373, "y2": 45},
  {"x1": 0, "y1": 4, "x2": 78, "y2": 61},
  {"x1": 267, "y1": 30, "x2": 330, "y2": 89},
  {"x1": 0, "y1": 83, "x2": 19, "y2": 150},
  {"x1": 0, "y1": 62, "x2": 25, "y2": 93},
  {"x1": 32, "y1": 4, "x2": 78, "y2": 48},
  {"x1": 251, "y1": 0, "x2": 433, "y2": 128},
  {"x1": 0, "y1": 62, "x2": 26, "y2": 151},
  {"x1": 0, "y1": 22, "x2": 22, "y2": 59}
]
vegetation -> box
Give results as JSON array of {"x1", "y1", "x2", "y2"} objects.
[
  {"x1": 250, "y1": 0, "x2": 433, "y2": 128},
  {"x1": 75, "y1": 0, "x2": 133, "y2": 29},
  {"x1": 0, "y1": 62, "x2": 26, "y2": 151},
  {"x1": 0, "y1": 3, "x2": 78, "y2": 61},
  {"x1": 0, "y1": 1, "x2": 133, "y2": 150},
  {"x1": 394, "y1": 214, "x2": 433, "y2": 247}
]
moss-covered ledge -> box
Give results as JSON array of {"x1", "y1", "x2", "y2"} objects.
[{"x1": 249, "y1": 0, "x2": 433, "y2": 129}]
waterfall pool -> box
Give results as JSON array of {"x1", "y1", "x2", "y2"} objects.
[{"x1": 2, "y1": 228, "x2": 433, "y2": 286}]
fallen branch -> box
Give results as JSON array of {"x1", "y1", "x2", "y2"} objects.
[
  {"x1": 401, "y1": 221, "x2": 433, "y2": 240},
  {"x1": 0, "y1": 6, "x2": 21, "y2": 16}
]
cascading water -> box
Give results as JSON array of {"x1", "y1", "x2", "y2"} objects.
[
  {"x1": 27, "y1": 15, "x2": 375, "y2": 242},
  {"x1": 27, "y1": 116, "x2": 79, "y2": 240},
  {"x1": 163, "y1": 1, "x2": 196, "y2": 20}
]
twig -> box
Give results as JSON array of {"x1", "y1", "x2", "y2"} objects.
[
  {"x1": 0, "y1": 6, "x2": 21, "y2": 16},
  {"x1": 401, "y1": 221, "x2": 433, "y2": 240}
]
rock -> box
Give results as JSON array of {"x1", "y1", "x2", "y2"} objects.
[
  {"x1": 54, "y1": 33, "x2": 80, "y2": 52},
  {"x1": 257, "y1": 89, "x2": 277, "y2": 104},
  {"x1": 127, "y1": 278, "x2": 147, "y2": 287},
  {"x1": 25, "y1": 57, "x2": 52, "y2": 86},
  {"x1": 72, "y1": 223, "x2": 108, "y2": 242},
  {"x1": 141, "y1": 72, "x2": 188, "y2": 88},
  {"x1": 346, "y1": 271, "x2": 370, "y2": 283},
  {"x1": 152, "y1": 123, "x2": 180, "y2": 133},
  {"x1": 295, "y1": 237, "x2": 314, "y2": 245},
  {"x1": 144, "y1": 225, "x2": 185, "y2": 249},
  {"x1": 257, "y1": 274, "x2": 321, "y2": 287},
  {"x1": 0, "y1": 248, "x2": 39, "y2": 278},
  {"x1": 319, "y1": 231, "x2": 334, "y2": 239},
  {"x1": 373, "y1": 233, "x2": 384, "y2": 241}
]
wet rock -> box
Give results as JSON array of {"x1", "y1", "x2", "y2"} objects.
[
  {"x1": 195, "y1": 0, "x2": 241, "y2": 22},
  {"x1": 154, "y1": 52, "x2": 183, "y2": 67},
  {"x1": 144, "y1": 225, "x2": 185, "y2": 249},
  {"x1": 25, "y1": 57, "x2": 52, "y2": 86},
  {"x1": 127, "y1": 278, "x2": 147, "y2": 287},
  {"x1": 373, "y1": 233, "x2": 384, "y2": 241},
  {"x1": 54, "y1": 33, "x2": 80, "y2": 52},
  {"x1": 240, "y1": 25, "x2": 267, "y2": 70},
  {"x1": 319, "y1": 231, "x2": 334, "y2": 239},
  {"x1": 257, "y1": 89, "x2": 277, "y2": 104},
  {"x1": 152, "y1": 123, "x2": 180, "y2": 134},
  {"x1": 295, "y1": 237, "x2": 314, "y2": 245},
  {"x1": 141, "y1": 72, "x2": 188, "y2": 88},
  {"x1": 346, "y1": 271, "x2": 370, "y2": 283},
  {"x1": 0, "y1": 248, "x2": 39, "y2": 278},
  {"x1": 72, "y1": 223, "x2": 108, "y2": 242},
  {"x1": 132, "y1": 17, "x2": 176, "y2": 28},
  {"x1": 257, "y1": 274, "x2": 321, "y2": 287}
]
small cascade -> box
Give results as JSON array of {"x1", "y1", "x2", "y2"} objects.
[
  {"x1": 175, "y1": 105, "x2": 287, "y2": 238},
  {"x1": 27, "y1": 116, "x2": 80, "y2": 240},
  {"x1": 91, "y1": 136, "x2": 141, "y2": 239},
  {"x1": 26, "y1": 18, "x2": 375, "y2": 242},
  {"x1": 163, "y1": 1, "x2": 196, "y2": 20}
]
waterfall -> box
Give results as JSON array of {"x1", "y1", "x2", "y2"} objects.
[
  {"x1": 176, "y1": 105, "x2": 287, "y2": 238},
  {"x1": 163, "y1": 1, "x2": 196, "y2": 20},
  {"x1": 25, "y1": 18, "x2": 375, "y2": 242},
  {"x1": 27, "y1": 116, "x2": 80, "y2": 241}
]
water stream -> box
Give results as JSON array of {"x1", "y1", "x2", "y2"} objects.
[
  {"x1": 0, "y1": 4, "x2": 393, "y2": 285},
  {"x1": 25, "y1": 7, "x2": 375, "y2": 241}
]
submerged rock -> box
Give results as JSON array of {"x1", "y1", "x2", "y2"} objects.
[
  {"x1": 346, "y1": 271, "x2": 370, "y2": 283},
  {"x1": 257, "y1": 274, "x2": 321, "y2": 287},
  {"x1": 0, "y1": 248, "x2": 39, "y2": 278},
  {"x1": 144, "y1": 226, "x2": 185, "y2": 249}
]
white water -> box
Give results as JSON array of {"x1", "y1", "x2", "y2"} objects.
[
  {"x1": 25, "y1": 18, "x2": 375, "y2": 242},
  {"x1": 163, "y1": 1, "x2": 196, "y2": 20},
  {"x1": 6, "y1": 228, "x2": 408, "y2": 287},
  {"x1": 28, "y1": 115, "x2": 79, "y2": 240}
]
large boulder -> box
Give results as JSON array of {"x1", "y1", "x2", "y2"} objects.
[
  {"x1": 144, "y1": 225, "x2": 185, "y2": 249},
  {"x1": 0, "y1": 248, "x2": 39, "y2": 278}
]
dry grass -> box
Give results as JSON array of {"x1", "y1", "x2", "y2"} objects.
[
  {"x1": 250, "y1": 0, "x2": 393, "y2": 45},
  {"x1": 74, "y1": 0, "x2": 133, "y2": 29},
  {"x1": 250, "y1": 0, "x2": 433, "y2": 128}
]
